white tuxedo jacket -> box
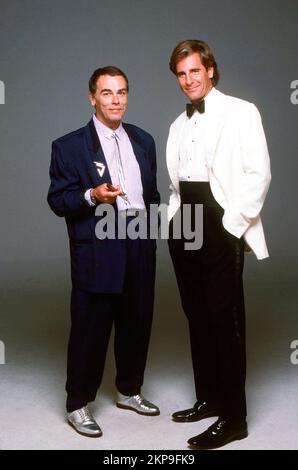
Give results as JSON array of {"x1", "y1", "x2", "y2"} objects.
[{"x1": 166, "y1": 88, "x2": 271, "y2": 259}]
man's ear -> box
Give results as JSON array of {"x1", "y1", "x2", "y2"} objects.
[
  {"x1": 208, "y1": 67, "x2": 214, "y2": 79},
  {"x1": 88, "y1": 91, "x2": 95, "y2": 107}
]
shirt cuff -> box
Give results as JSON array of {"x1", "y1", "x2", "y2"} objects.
[{"x1": 84, "y1": 188, "x2": 96, "y2": 206}]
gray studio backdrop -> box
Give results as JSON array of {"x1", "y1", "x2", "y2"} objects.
[{"x1": 0, "y1": 0, "x2": 297, "y2": 445}]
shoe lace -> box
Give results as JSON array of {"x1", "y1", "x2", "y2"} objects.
[
  {"x1": 134, "y1": 394, "x2": 143, "y2": 404},
  {"x1": 214, "y1": 419, "x2": 227, "y2": 431},
  {"x1": 78, "y1": 407, "x2": 93, "y2": 423},
  {"x1": 133, "y1": 394, "x2": 154, "y2": 409}
]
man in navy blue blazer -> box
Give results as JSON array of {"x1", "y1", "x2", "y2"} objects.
[{"x1": 47, "y1": 66, "x2": 160, "y2": 438}]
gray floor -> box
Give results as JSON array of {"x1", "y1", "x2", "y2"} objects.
[{"x1": 0, "y1": 280, "x2": 298, "y2": 450}]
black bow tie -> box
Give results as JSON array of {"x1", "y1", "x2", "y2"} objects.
[{"x1": 186, "y1": 100, "x2": 205, "y2": 118}]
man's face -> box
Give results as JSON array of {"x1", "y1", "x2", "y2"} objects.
[
  {"x1": 89, "y1": 74, "x2": 128, "y2": 129},
  {"x1": 176, "y1": 52, "x2": 214, "y2": 102}
]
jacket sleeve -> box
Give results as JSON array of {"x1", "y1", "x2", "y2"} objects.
[
  {"x1": 47, "y1": 140, "x2": 94, "y2": 218},
  {"x1": 166, "y1": 121, "x2": 181, "y2": 221},
  {"x1": 222, "y1": 103, "x2": 271, "y2": 238},
  {"x1": 148, "y1": 137, "x2": 160, "y2": 206},
  {"x1": 168, "y1": 183, "x2": 181, "y2": 221}
]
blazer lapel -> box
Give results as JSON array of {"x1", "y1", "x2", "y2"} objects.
[
  {"x1": 85, "y1": 119, "x2": 112, "y2": 187},
  {"x1": 123, "y1": 123, "x2": 150, "y2": 202}
]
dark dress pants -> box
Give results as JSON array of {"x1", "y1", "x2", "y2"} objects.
[
  {"x1": 168, "y1": 182, "x2": 247, "y2": 421},
  {"x1": 66, "y1": 236, "x2": 156, "y2": 413}
]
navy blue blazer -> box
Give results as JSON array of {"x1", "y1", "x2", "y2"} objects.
[{"x1": 47, "y1": 119, "x2": 160, "y2": 293}]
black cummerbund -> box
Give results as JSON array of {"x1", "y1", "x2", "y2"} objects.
[{"x1": 179, "y1": 181, "x2": 220, "y2": 208}]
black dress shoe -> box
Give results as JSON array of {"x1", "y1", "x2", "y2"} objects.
[
  {"x1": 172, "y1": 401, "x2": 217, "y2": 423},
  {"x1": 188, "y1": 418, "x2": 248, "y2": 450}
]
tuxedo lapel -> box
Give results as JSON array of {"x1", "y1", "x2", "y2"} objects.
[
  {"x1": 204, "y1": 92, "x2": 228, "y2": 167},
  {"x1": 167, "y1": 115, "x2": 187, "y2": 192}
]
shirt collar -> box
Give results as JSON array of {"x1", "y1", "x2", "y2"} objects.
[
  {"x1": 186, "y1": 87, "x2": 218, "y2": 120},
  {"x1": 93, "y1": 114, "x2": 124, "y2": 140}
]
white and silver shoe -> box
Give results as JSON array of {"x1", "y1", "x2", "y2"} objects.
[
  {"x1": 116, "y1": 392, "x2": 160, "y2": 416},
  {"x1": 67, "y1": 406, "x2": 102, "y2": 437}
]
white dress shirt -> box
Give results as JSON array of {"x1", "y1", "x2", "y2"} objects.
[{"x1": 178, "y1": 87, "x2": 218, "y2": 182}]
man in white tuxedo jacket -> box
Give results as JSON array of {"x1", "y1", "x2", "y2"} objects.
[{"x1": 167, "y1": 39, "x2": 271, "y2": 450}]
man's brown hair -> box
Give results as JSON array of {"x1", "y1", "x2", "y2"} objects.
[
  {"x1": 169, "y1": 39, "x2": 219, "y2": 86},
  {"x1": 89, "y1": 66, "x2": 129, "y2": 94}
]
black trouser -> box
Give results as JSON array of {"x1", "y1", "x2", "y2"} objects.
[
  {"x1": 66, "y1": 236, "x2": 156, "y2": 413},
  {"x1": 168, "y1": 182, "x2": 246, "y2": 421}
]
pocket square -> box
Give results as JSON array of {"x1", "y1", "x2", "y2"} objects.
[{"x1": 94, "y1": 161, "x2": 105, "y2": 177}]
